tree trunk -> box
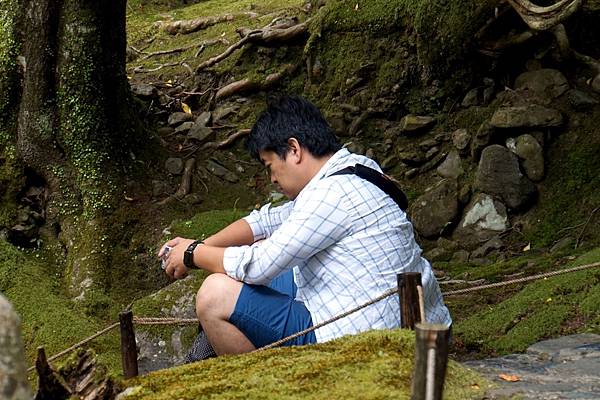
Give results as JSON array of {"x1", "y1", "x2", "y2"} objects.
[{"x1": 1, "y1": 0, "x2": 144, "y2": 302}]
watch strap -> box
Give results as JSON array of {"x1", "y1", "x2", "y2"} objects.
[{"x1": 184, "y1": 240, "x2": 203, "y2": 269}]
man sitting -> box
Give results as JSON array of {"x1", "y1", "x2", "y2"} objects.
[{"x1": 159, "y1": 95, "x2": 451, "y2": 355}]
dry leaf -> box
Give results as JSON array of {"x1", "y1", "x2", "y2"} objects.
[
  {"x1": 546, "y1": 297, "x2": 552, "y2": 303},
  {"x1": 499, "y1": 374, "x2": 520, "y2": 382},
  {"x1": 523, "y1": 243, "x2": 531, "y2": 252},
  {"x1": 124, "y1": 195, "x2": 134, "y2": 202},
  {"x1": 470, "y1": 383, "x2": 480, "y2": 389},
  {"x1": 354, "y1": 3, "x2": 359, "y2": 10},
  {"x1": 181, "y1": 102, "x2": 192, "y2": 115}
]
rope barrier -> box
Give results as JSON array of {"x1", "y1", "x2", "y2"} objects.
[{"x1": 27, "y1": 261, "x2": 600, "y2": 370}]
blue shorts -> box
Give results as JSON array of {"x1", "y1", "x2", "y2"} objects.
[{"x1": 228, "y1": 270, "x2": 317, "y2": 348}]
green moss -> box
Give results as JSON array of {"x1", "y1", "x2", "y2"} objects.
[
  {"x1": 0, "y1": 239, "x2": 122, "y2": 377},
  {"x1": 169, "y1": 208, "x2": 246, "y2": 240},
  {"x1": 121, "y1": 329, "x2": 490, "y2": 400},
  {"x1": 454, "y1": 247, "x2": 600, "y2": 355},
  {"x1": 0, "y1": 3, "x2": 20, "y2": 119}
]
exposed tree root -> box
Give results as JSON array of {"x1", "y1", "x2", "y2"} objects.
[
  {"x1": 174, "y1": 158, "x2": 196, "y2": 199},
  {"x1": 161, "y1": 12, "x2": 258, "y2": 35},
  {"x1": 139, "y1": 38, "x2": 227, "y2": 60},
  {"x1": 215, "y1": 64, "x2": 297, "y2": 101},
  {"x1": 507, "y1": 0, "x2": 583, "y2": 31},
  {"x1": 195, "y1": 21, "x2": 309, "y2": 73},
  {"x1": 201, "y1": 129, "x2": 251, "y2": 150}
]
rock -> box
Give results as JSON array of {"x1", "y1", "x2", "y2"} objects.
[
  {"x1": 461, "y1": 88, "x2": 479, "y2": 107},
  {"x1": 458, "y1": 184, "x2": 471, "y2": 205},
  {"x1": 194, "y1": 111, "x2": 212, "y2": 128},
  {"x1": 550, "y1": 236, "x2": 574, "y2": 253},
  {"x1": 183, "y1": 193, "x2": 203, "y2": 205},
  {"x1": 425, "y1": 146, "x2": 439, "y2": 160},
  {"x1": 454, "y1": 193, "x2": 509, "y2": 246},
  {"x1": 206, "y1": 160, "x2": 239, "y2": 183},
  {"x1": 346, "y1": 142, "x2": 365, "y2": 155},
  {"x1": 398, "y1": 150, "x2": 426, "y2": 166},
  {"x1": 410, "y1": 179, "x2": 459, "y2": 238},
  {"x1": 591, "y1": 74, "x2": 600, "y2": 93},
  {"x1": 405, "y1": 168, "x2": 419, "y2": 179},
  {"x1": 514, "y1": 69, "x2": 569, "y2": 99},
  {"x1": 213, "y1": 106, "x2": 238, "y2": 122},
  {"x1": 567, "y1": 89, "x2": 599, "y2": 110},
  {"x1": 157, "y1": 126, "x2": 174, "y2": 136},
  {"x1": 131, "y1": 83, "x2": 158, "y2": 98},
  {"x1": 471, "y1": 121, "x2": 493, "y2": 161},
  {"x1": 424, "y1": 247, "x2": 451, "y2": 262},
  {"x1": 474, "y1": 145, "x2": 537, "y2": 210},
  {"x1": 490, "y1": 105, "x2": 563, "y2": 129},
  {"x1": 512, "y1": 134, "x2": 545, "y2": 182},
  {"x1": 188, "y1": 125, "x2": 215, "y2": 144},
  {"x1": 398, "y1": 114, "x2": 435, "y2": 134},
  {"x1": 168, "y1": 112, "x2": 193, "y2": 127},
  {"x1": 419, "y1": 151, "x2": 447, "y2": 173},
  {"x1": 471, "y1": 236, "x2": 504, "y2": 259},
  {"x1": 437, "y1": 237, "x2": 459, "y2": 251},
  {"x1": 452, "y1": 128, "x2": 470, "y2": 154},
  {"x1": 365, "y1": 148, "x2": 376, "y2": 161},
  {"x1": 174, "y1": 121, "x2": 194, "y2": 134},
  {"x1": 436, "y1": 150, "x2": 464, "y2": 179},
  {"x1": 380, "y1": 155, "x2": 398, "y2": 171},
  {"x1": 329, "y1": 113, "x2": 348, "y2": 137},
  {"x1": 451, "y1": 250, "x2": 470, "y2": 263},
  {"x1": 470, "y1": 257, "x2": 492, "y2": 266},
  {"x1": 165, "y1": 157, "x2": 184, "y2": 175},
  {"x1": 152, "y1": 179, "x2": 171, "y2": 197},
  {"x1": 418, "y1": 138, "x2": 439, "y2": 152},
  {"x1": 0, "y1": 294, "x2": 33, "y2": 400}
]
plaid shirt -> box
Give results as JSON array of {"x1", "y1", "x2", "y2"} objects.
[{"x1": 223, "y1": 148, "x2": 451, "y2": 342}]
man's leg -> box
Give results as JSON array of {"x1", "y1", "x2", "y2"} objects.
[{"x1": 195, "y1": 273, "x2": 255, "y2": 355}]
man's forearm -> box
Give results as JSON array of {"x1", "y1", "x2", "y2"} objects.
[{"x1": 203, "y1": 219, "x2": 254, "y2": 247}]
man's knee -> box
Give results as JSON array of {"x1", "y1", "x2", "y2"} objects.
[{"x1": 196, "y1": 273, "x2": 242, "y2": 320}]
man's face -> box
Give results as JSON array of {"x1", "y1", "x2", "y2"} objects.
[{"x1": 259, "y1": 149, "x2": 303, "y2": 200}]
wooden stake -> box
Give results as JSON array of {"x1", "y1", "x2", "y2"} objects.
[
  {"x1": 411, "y1": 323, "x2": 450, "y2": 400},
  {"x1": 119, "y1": 310, "x2": 138, "y2": 378},
  {"x1": 398, "y1": 272, "x2": 422, "y2": 329}
]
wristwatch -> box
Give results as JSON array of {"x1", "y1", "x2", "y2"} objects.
[{"x1": 183, "y1": 240, "x2": 203, "y2": 269}]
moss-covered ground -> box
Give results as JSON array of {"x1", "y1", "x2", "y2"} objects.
[{"x1": 119, "y1": 329, "x2": 490, "y2": 400}]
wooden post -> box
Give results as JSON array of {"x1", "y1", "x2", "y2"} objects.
[
  {"x1": 119, "y1": 310, "x2": 138, "y2": 378},
  {"x1": 411, "y1": 323, "x2": 450, "y2": 400},
  {"x1": 397, "y1": 272, "x2": 422, "y2": 329}
]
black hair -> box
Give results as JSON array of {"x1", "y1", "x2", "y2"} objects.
[{"x1": 245, "y1": 95, "x2": 341, "y2": 161}]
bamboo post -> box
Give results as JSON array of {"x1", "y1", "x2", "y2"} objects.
[
  {"x1": 119, "y1": 310, "x2": 138, "y2": 378},
  {"x1": 397, "y1": 272, "x2": 422, "y2": 329},
  {"x1": 411, "y1": 323, "x2": 450, "y2": 400}
]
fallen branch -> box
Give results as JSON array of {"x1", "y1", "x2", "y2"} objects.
[
  {"x1": 161, "y1": 12, "x2": 258, "y2": 35},
  {"x1": 140, "y1": 38, "x2": 226, "y2": 60},
  {"x1": 575, "y1": 206, "x2": 600, "y2": 249},
  {"x1": 201, "y1": 129, "x2": 251, "y2": 150},
  {"x1": 133, "y1": 61, "x2": 182, "y2": 73},
  {"x1": 195, "y1": 21, "x2": 309, "y2": 73},
  {"x1": 214, "y1": 64, "x2": 297, "y2": 101}
]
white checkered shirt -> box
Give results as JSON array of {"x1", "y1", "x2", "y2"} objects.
[{"x1": 223, "y1": 148, "x2": 452, "y2": 342}]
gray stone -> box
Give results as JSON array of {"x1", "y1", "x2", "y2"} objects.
[
  {"x1": 424, "y1": 247, "x2": 451, "y2": 262},
  {"x1": 206, "y1": 160, "x2": 239, "y2": 183},
  {"x1": 188, "y1": 125, "x2": 215, "y2": 144},
  {"x1": 425, "y1": 146, "x2": 439, "y2": 160},
  {"x1": 213, "y1": 106, "x2": 238, "y2": 122},
  {"x1": 168, "y1": 112, "x2": 193, "y2": 127},
  {"x1": 513, "y1": 134, "x2": 545, "y2": 182},
  {"x1": 592, "y1": 74, "x2": 600, "y2": 94},
  {"x1": 194, "y1": 111, "x2": 212, "y2": 128},
  {"x1": 528, "y1": 333, "x2": 600, "y2": 362},
  {"x1": 398, "y1": 114, "x2": 435, "y2": 134},
  {"x1": 451, "y1": 250, "x2": 470, "y2": 263},
  {"x1": 471, "y1": 236, "x2": 504, "y2": 259},
  {"x1": 452, "y1": 128, "x2": 470, "y2": 153},
  {"x1": 345, "y1": 142, "x2": 365, "y2": 155},
  {"x1": 461, "y1": 87, "x2": 479, "y2": 107},
  {"x1": 419, "y1": 138, "x2": 439, "y2": 152},
  {"x1": 131, "y1": 83, "x2": 158, "y2": 98},
  {"x1": 514, "y1": 69, "x2": 570, "y2": 99},
  {"x1": 436, "y1": 237, "x2": 459, "y2": 251},
  {"x1": 182, "y1": 193, "x2": 203, "y2": 205},
  {"x1": 490, "y1": 105, "x2": 563, "y2": 129},
  {"x1": 174, "y1": 121, "x2": 194, "y2": 134},
  {"x1": 567, "y1": 89, "x2": 599, "y2": 110},
  {"x1": 365, "y1": 148, "x2": 376, "y2": 161},
  {"x1": 157, "y1": 126, "x2": 175, "y2": 136},
  {"x1": 380, "y1": 155, "x2": 398, "y2": 171},
  {"x1": 410, "y1": 179, "x2": 459, "y2": 238},
  {"x1": 474, "y1": 145, "x2": 537, "y2": 210},
  {"x1": 471, "y1": 121, "x2": 493, "y2": 161},
  {"x1": 436, "y1": 150, "x2": 464, "y2": 179},
  {"x1": 165, "y1": 157, "x2": 184, "y2": 175},
  {"x1": 0, "y1": 294, "x2": 33, "y2": 400},
  {"x1": 329, "y1": 113, "x2": 348, "y2": 137},
  {"x1": 405, "y1": 168, "x2": 419, "y2": 179},
  {"x1": 458, "y1": 184, "x2": 471, "y2": 205},
  {"x1": 454, "y1": 193, "x2": 509, "y2": 246},
  {"x1": 550, "y1": 237, "x2": 574, "y2": 253}
]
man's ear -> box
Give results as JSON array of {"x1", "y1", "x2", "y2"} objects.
[{"x1": 287, "y1": 138, "x2": 303, "y2": 163}]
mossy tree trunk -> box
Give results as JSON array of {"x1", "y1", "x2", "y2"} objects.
[{"x1": 0, "y1": 0, "x2": 144, "y2": 303}]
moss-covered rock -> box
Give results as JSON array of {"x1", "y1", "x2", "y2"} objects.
[{"x1": 119, "y1": 329, "x2": 490, "y2": 400}]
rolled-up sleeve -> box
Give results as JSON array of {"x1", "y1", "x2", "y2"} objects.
[
  {"x1": 224, "y1": 185, "x2": 350, "y2": 285},
  {"x1": 242, "y1": 201, "x2": 294, "y2": 241}
]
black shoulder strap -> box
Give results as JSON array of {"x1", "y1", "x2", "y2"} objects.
[{"x1": 329, "y1": 164, "x2": 408, "y2": 211}]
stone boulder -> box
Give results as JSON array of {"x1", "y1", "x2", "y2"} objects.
[
  {"x1": 507, "y1": 134, "x2": 545, "y2": 182},
  {"x1": 514, "y1": 69, "x2": 569, "y2": 99},
  {"x1": 454, "y1": 193, "x2": 509, "y2": 246},
  {"x1": 131, "y1": 83, "x2": 158, "y2": 99},
  {"x1": 474, "y1": 145, "x2": 537, "y2": 210},
  {"x1": 410, "y1": 179, "x2": 459, "y2": 238},
  {"x1": 452, "y1": 128, "x2": 470, "y2": 155},
  {"x1": 490, "y1": 105, "x2": 563, "y2": 129},
  {"x1": 398, "y1": 115, "x2": 435, "y2": 134},
  {"x1": 0, "y1": 294, "x2": 33, "y2": 400},
  {"x1": 471, "y1": 121, "x2": 493, "y2": 161},
  {"x1": 168, "y1": 112, "x2": 193, "y2": 127},
  {"x1": 436, "y1": 150, "x2": 464, "y2": 179},
  {"x1": 592, "y1": 74, "x2": 600, "y2": 94}
]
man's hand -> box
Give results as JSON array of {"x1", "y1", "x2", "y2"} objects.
[{"x1": 158, "y1": 237, "x2": 196, "y2": 279}]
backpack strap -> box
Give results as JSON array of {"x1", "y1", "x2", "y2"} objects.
[{"x1": 329, "y1": 164, "x2": 409, "y2": 211}]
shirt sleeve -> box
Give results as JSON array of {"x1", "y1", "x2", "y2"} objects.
[
  {"x1": 224, "y1": 184, "x2": 350, "y2": 285},
  {"x1": 242, "y1": 201, "x2": 294, "y2": 241}
]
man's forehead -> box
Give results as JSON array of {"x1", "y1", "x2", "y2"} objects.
[{"x1": 258, "y1": 150, "x2": 278, "y2": 164}]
